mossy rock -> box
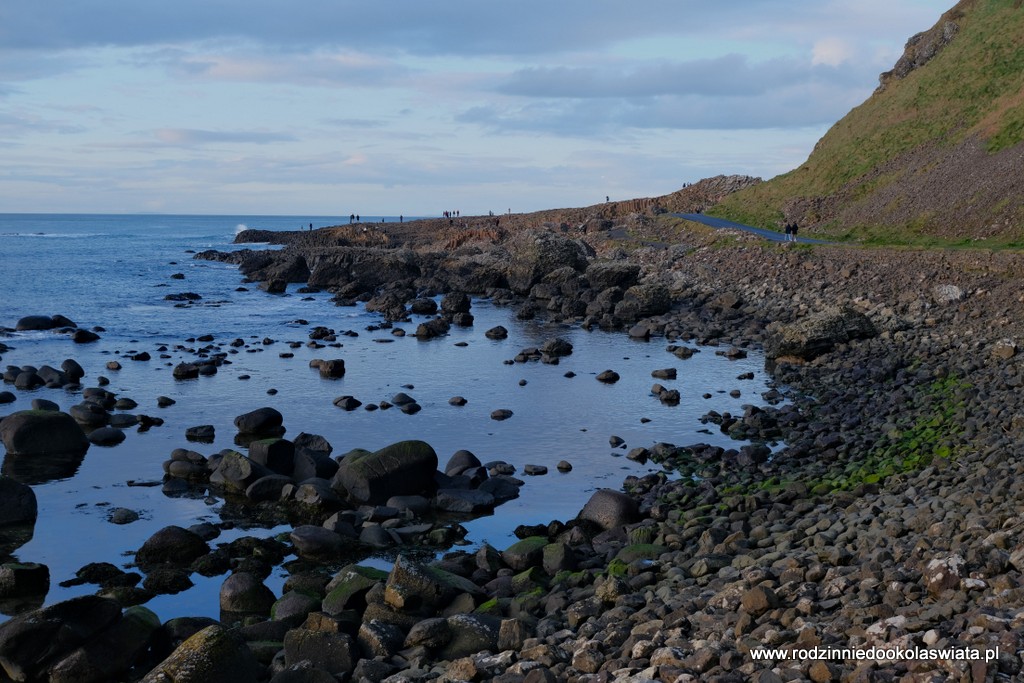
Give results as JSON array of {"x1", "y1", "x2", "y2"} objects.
[
  {"x1": 614, "y1": 543, "x2": 668, "y2": 564},
  {"x1": 502, "y1": 536, "x2": 548, "y2": 571},
  {"x1": 322, "y1": 564, "x2": 388, "y2": 615}
]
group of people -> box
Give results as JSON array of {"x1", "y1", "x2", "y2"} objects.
[{"x1": 784, "y1": 222, "x2": 800, "y2": 242}]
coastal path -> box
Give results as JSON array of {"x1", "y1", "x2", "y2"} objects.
[{"x1": 672, "y1": 213, "x2": 831, "y2": 244}]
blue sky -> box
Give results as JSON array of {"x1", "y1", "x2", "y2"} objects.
[{"x1": 0, "y1": 1, "x2": 952, "y2": 216}]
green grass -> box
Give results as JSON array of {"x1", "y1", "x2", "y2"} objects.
[{"x1": 709, "y1": 0, "x2": 1024, "y2": 241}]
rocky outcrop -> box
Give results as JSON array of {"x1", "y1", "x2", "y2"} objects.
[
  {"x1": 764, "y1": 305, "x2": 878, "y2": 360},
  {"x1": 504, "y1": 230, "x2": 589, "y2": 294}
]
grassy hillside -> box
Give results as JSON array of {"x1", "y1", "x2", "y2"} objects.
[{"x1": 711, "y1": 0, "x2": 1024, "y2": 244}]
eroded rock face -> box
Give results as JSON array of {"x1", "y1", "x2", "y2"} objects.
[{"x1": 764, "y1": 306, "x2": 878, "y2": 361}]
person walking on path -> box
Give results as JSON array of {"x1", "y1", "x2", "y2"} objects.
[
  {"x1": 784, "y1": 223, "x2": 792, "y2": 241},
  {"x1": 791, "y1": 223, "x2": 799, "y2": 242}
]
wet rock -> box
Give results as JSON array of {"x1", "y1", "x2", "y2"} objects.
[
  {"x1": 283, "y1": 628, "x2": 355, "y2": 678},
  {"x1": 87, "y1": 426, "x2": 126, "y2": 447},
  {"x1": 14, "y1": 315, "x2": 59, "y2": 331},
  {"x1": 0, "y1": 563, "x2": 49, "y2": 600},
  {"x1": 71, "y1": 329, "x2": 100, "y2": 343},
  {"x1": 439, "y1": 613, "x2": 501, "y2": 660},
  {"x1": 290, "y1": 525, "x2": 347, "y2": 563},
  {"x1": 434, "y1": 489, "x2": 495, "y2": 513},
  {"x1": 248, "y1": 438, "x2": 295, "y2": 475},
  {"x1": 415, "y1": 317, "x2": 450, "y2": 339},
  {"x1": 0, "y1": 595, "x2": 121, "y2": 682},
  {"x1": 578, "y1": 489, "x2": 639, "y2": 530},
  {"x1": 141, "y1": 624, "x2": 260, "y2": 683},
  {"x1": 485, "y1": 326, "x2": 508, "y2": 340},
  {"x1": 357, "y1": 619, "x2": 405, "y2": 658},
  {"x1": 135, "y1": 526, "x2": 210, "y2": 567},
  {"x1": 0, "y1": 477, "x2": 37, "y2": 526},
  {"x1": 596, "y1": 370, "x2": 620, "y2": 383},
  {"x1": 331, "y1": 440, "x2": 439, "y2": 505},
  {"x1": 384, "y1": 556, "x2": 483, "y2": 613},
  {"x1": 311, "y1": 358, "x2": 346, "y2": 378},
  {"x1": 540, "y1": 337, "x2": 574, "y2": 357},
  {"x1": 47, "y1": 606, "x2": 159, "y2": 683},
  {"x1": 234, "y1": 406, "x2": 285, "y2": 435},
  {"x1": 491, "y1": 409, "x2": 513, "y2": 420},
  {"x1": 323, "y1": 564, "x2": 388, "y2": 615},
  {"x1": 184, "y1": 424, "x2": 215, "y2": 441},
  {"x1": 210, "y1": 451, "x2": 274, "y2": 495},
  {"x1": 0, "y1": 410, "x2": 89, "y2": 457},
  {"x1": 172, "y1": 363, "x2": 200, "y2": 380},
  {"x1": 332, "y1": 395, "x2": 362, "y2": 411},
  {"x1": 220, "y1": 571, "x2": 276, "y2": 617}
]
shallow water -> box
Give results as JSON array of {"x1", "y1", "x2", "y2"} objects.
[{"x1": 0, "y1": 214, "x2": 776, "y2": 623}]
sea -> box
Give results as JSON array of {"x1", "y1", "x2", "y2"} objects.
[{"x1": 0, "y1": 213, "x2": 776, "y2": 623}]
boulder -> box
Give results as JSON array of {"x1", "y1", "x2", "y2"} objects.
[
  {"x1": 322, "y1": 564, "x2": 388, "y2": 615},
  {"x1": 141, "y1": 625, "x2": 260, "y2": 683},
  {"x1": 383, "y1": 556, "x2": 483, "y2": 614},
  {"x1": 0, "y1": 477, "x2": 37, "y2": 526},
  {"x1": 172, "y1": 363, "x2": 200, "y2": 380},
  {"x1": 764, "y1": 305, "x2": 878, "y2": 360},
  {"x1": 613, "y1": 283, "x2": 671, "y2": 321},
  {"x1": 0, "y1": 595, "x2": 121, "y2": 682},
  {"x1": 289, "y1": 525, "x2": 347, "y2": 563},
  {"x1": 135, "y1": 526, "x2": 210, "y2": 567},
  {"x1": 248, "y1": 438, "x2": 295, "y2": 475},
  {"x1": 14, "y1": 316, "x2": 58, "y2": 331},
  {"x1": 414, "y1": 317, "x2": 450, "y2": 339},
  {"x1": 0, "y1": 562, "x2": 49, "y2": 599},
  {"x1": 47, "y1": 606, "x2": 160, "y2": 683},
  {"x1": 439, "y1": 613, "x2": 501, "y2": 660},
  {"x1": 283, "y1": 629, "x2": 356, "y2": 678},
  {"x1": 220, "y1": 572, "x2": 276, "y2": 617},
  {"x1": 585, "y1": 261, "x2": 641, "y2": 290},
  {"x1": 210, "y1": 451, "x2": 274, "y2": 494},
  {"x1": 234, "y1": 406, "x2": 284, "y2": 435},
  {"x1": 0, "y1": 410, "x2": 89, "y2": 456},
  {"x1": 87, "y1": 427, "x2": 126, "y2": 447},
  {"x1": 505, "y1": 230, "x2": 589, "y2": 294},
  {"x1": 578, "y1": 489, "x2": 640, "y2": 530},
  {"x1": 331, "y1": 440, "x2": 438, "y2": 505}
]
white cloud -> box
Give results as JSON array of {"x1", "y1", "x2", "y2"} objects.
[{"x1": 812, "y1": 37, "x2": 855, "y2": 67}]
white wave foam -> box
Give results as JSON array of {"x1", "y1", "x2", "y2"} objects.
[{"x1": 234, "y1": 224, "x2": 249, "y2": 236}]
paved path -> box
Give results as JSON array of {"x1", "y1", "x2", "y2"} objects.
[{"x1": 672, "y1": 213, "x2": 830, "y2": 244}]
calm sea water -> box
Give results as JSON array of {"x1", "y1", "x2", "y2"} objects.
[{"x1": 0, "y1": 213, "x2": 775, "y2": 622}]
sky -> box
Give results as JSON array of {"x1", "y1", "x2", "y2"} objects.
[{"x1": 0, "y1": 1, "x2": 953, "y2": 216}]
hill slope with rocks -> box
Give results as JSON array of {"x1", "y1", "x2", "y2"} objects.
[{"x1": 711, "y1": 0, "x2": 1024, "y2": 244}]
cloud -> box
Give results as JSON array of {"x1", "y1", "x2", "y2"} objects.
[
  {"x1": 495, "y1": 55, "x2": 865, "y2": 99},
  {"x1": 812, "y1": 37, "x2": 855, "y2": 66},
  {"x1": 0, "y1": 1, "x2": 942, "y2": 59},
  {"x1": 153, "y1": 128, "x2": 296, "y2": 146}
]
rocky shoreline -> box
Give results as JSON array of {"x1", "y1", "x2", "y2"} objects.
[{"x1": 2, "y1": 202, "x2": 1024, "y2": 682}]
